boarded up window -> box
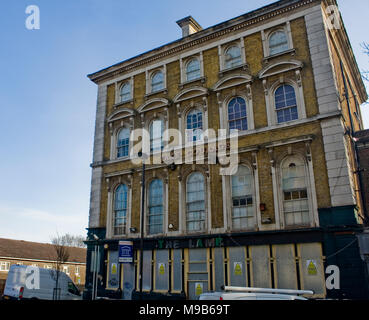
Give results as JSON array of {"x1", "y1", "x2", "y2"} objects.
[
  {"x1": 250, "y1": 245, "x2": 271, "y2": 288},
  {"x1": 273, "y1": 244, "x2": 298, "y2": 289},
  {"x1": 298, "y1": 243, "x2": 326, "y2": 297},
  {"x1": 142, "y1": 250, "x2": 152, "y2": 291},
  {"x1": 228, "y1": 247, "x2": 247, "y2": 287},
  {"x1": 155, "y1": 250, "x2": 169, "y2": 291},
  {"x1": 188, "y1": 249, "x2": 208, "y2": 300}
]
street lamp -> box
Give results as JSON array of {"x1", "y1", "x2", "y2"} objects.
[{"x1": 138, "y1": 151, "x2": 148, "y2": 299}]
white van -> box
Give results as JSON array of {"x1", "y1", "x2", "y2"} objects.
[
  {"x1": 199, "y1": 286, "x2": 313, "y2": 300},
  {"x1": 3, "y1": 265, "x2": 82, "y2": 300}
]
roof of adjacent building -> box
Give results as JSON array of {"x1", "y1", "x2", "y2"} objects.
[{"x1": 0, "y1": 238, "x2": 86, "y2": 264}]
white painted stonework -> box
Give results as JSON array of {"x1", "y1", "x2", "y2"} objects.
[
  {"x1": 305, "y1": 5, "x2": 340, "y2": 115},
  {"x1": 305, "y1": 6, "x2": 355, "y2": 207},
  {"x1": 320, "y1": 117, "x2": 355, "y2": 207},
  {"x1": 89, "y1": 85, "x2": 107, "y2": 228}
]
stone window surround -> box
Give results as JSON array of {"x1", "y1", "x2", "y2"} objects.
[
  {"x1": 261, "y1": 21, "x2": 294, "y2": 59},
  {"x1": 177, "y1": 98, "x2": 209, "y2": 147},
  {"x1": 217, "y1": 85, "x2": 255, "y2": 134},
  {"x1": 146, "y1": 66, "x2": 167, "y2": 96},
  {"x1": 106, "y1": 177, "x2": 134, "y2": 239},
  {"x1": 179, "y1": 53, "x2": 205, "y2": 85},
  {"x1": 267, "y1": 142, "x2": 319, "y2": 230},
  {"x1": 218, "y1": 38, "x2": 247, "y2": 73},
  {"x1": 115, "y1": 77, "x2": 134, "y2": 105},
  {"x1": 263, "y1": 71, "x2": 307, "y2": 127},
  {"x1": 109, "y1": 116, "x2": 135, "y2": 162},
  {"x1": 141, "y1": 110, "x2": 169, "y2": 157},
  {"x1": 179, "y1": 168, "x2": 211, "y2": 235},
  {"x1": 143, "y1": 175, "x2": 169, "y2": 238},
  {"x1": 222, "y1": 159, "x2": 261, "y2": 233}
]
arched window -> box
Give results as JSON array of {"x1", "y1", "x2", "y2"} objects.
[
  {"x1": 148, "y1": 179, "x2": 164, "y2": 235},
  {"x1": 151, "y1": 71, "x2": 164, "y2": 93},
  {"x1": 120, "y1": 82, "x2": 131, "y2": 102},
  {"x1": 186, "y1": 109, "x2": 203, "y2": 142},
  {"x1": 275, "y1": 84, "x2": 298, "y2": 123},
  {"x1": 150, "y1": 119, "x2": 164, "y2": 152},
  {"x1": 281, "y1": 157, "x2": 310, "y2": 226},
  {"x1": 114, "y1": 184, "x2": 128, "y2": 235},
  {"x1": 228, "y1": 97, "x2": 248, "y2": 131},
  {"x1": 186, "y1": 172, "x2": 205, "y2": 232},
  {"x1": 269, "y1": 30, "x2": 289, "y2": 55},
  {"x1": 186, "y1": 58, "x2": 201, "y2": 81},
  {"x1": 225, "y1": 46, "x2": 242, "y2": 69},
  {"x1": 231, "y1": 166, "x2": 255, "y2": 230},
  {"x1": 117, "y1": 127, "x2": 130, "y2": 158}
]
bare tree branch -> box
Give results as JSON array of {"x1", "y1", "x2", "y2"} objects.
[
  {"x1": 361, "y1": 42, "x2": 369, "y2": 82},
  {"x1": 49, "y1": 233, "x2": 71, "y2": 300}
]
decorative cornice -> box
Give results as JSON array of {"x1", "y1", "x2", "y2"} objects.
[{"x1": 88, "y1": 0, "x2": 317, "y2": 84}]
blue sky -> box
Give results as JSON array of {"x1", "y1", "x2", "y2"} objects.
[{"x1": 0, "y1": 0, "x2": 368, "y2": 243}]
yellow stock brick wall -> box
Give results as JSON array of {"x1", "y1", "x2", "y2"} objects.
[{"x1": 99, "y1": 14, "x2": 333, "y2": 231}]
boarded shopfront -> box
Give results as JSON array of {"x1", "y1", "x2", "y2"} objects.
[{"x1": 105, "y1": 239, "x2": 326, "y2": 299}]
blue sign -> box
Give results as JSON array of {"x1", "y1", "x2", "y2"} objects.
[{"x1": 118, "y1": 241, "x2": 133, "y2": 263}]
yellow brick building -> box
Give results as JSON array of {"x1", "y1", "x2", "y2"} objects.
[{"x1": 85, "y1": 0, "x2": 368, "y2": 300}]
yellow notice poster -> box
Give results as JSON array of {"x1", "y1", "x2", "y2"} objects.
[
  {"x1": 307, "y1": 260, "x2": 317, "y2": 276},
  {"x1": 111, "y1": 263, "x2": 117, "y2": 275},
  {"x1": 159, "y1": 263, "x2": 165, "y2": 275},
  {"x1": 234, "y1": 262, "x2": 243, "y2": 276},
  {"x1": 195, "y1": 283, "x2": 203, "y2": 296}
]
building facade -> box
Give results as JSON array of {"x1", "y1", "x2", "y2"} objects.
[
  {"x1": 85, "y1": 0, "x2": 369, "y2": 300},
  {"x1": 0, "y1": 238, "x2": 86, "y2": 295}
]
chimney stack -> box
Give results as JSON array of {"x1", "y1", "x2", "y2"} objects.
[{"x1": 176, "y1": 16, "x2": 202, "y2": 38}]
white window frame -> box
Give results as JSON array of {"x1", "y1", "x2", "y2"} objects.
[
  {"x1": 147, "y1": 178, "x2": 165, "y2": 235},
  {"x1": 116, "y1": 126, "x2": 131, "y2": 159},
  {"x1": 112, "y1": 183, "x2": 129, "y2": 236},
  {"x1": 110, "y1": 121, "x2": 134, "y2": 161},
  {"x1": 146, "y1": 66, "x2": 167, "y2": 95},
  {"x1": 149, "y1": 118, "x2": 165, "y2": 153},
  {"x1": 0, "y1": 261, "x2": 10, "y2": 271},
  {"x1": 180, "y1": 53, "x2": 204, "y2": 84},
  {"x1": 181, "y1": 103, "x2": 209, "y2": 146},
  {"x1": 276, "y1": 154, "x2": 315, "y2": 229},
  {"x1": 219, "y1": 38, "x2": 246, "y2": 72},
  {"x1": 265, "y1": 78, "x2": 306, "y2": 127},
  {"x1": 222, "y1": 161, "x2": 261, "y2": 232},
  {"x1": 144, "y1": 177, "x2": 168, "y2": 238},
  {"x1": 262, "y1": 22, "x2": 294, "y2": 58},
  {"x1": 115, "y1": 77, "x2": 134, "y2": 105},
  {"x1": 222, "y1": 93, "x2": 255, "y2": 134},
  {"x1": 107, "y1": 180, "x2": 133, "y2": 239},
  {"x1": 143, "y1": 112, "x2": 168, "y2": 156},
  {"x1": 184, "y1": 171, "x2": 208, "y2": 234}
]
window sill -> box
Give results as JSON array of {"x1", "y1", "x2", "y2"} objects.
[
  {"x1": 113, "y1": 99, "x2": 134, "y2": 109},
  {"x1": 263, "y1": 48, "x2": 296, "y2": 63},
  {"x1": 145, "y1": 88, "x2": 168, "y2": 99},
  {"x1": 110, "y1": 156, "x2": 131, "y2": 164},
  {"x1": 219, "y1": 63, "x2": 249, "y2": 77},
  {"x1": 179, "y1": 76, "x2": 206, "y2": 89}
]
